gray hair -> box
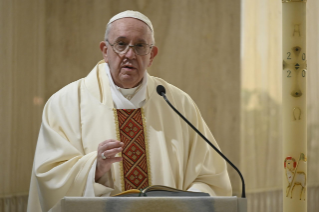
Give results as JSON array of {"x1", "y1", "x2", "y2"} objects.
[{"x1": 104, "y1": 22, "x2": 155, "y2": 44}]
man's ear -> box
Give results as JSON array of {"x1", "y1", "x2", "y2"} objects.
[
  {"x1": 100, "y1": 41, "x2": 109, "y2": 63},
  {"x1": 147, "y1": 46, "x2": 158, "y2": 67}
]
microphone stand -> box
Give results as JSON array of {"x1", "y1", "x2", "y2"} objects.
[{"x1": 159, "y1": 90, "x2": 246, "y2": 198}]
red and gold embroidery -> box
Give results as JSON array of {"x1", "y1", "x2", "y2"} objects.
[{"x1": 117, "y1": 109, "x2": 149, "y2": 190}]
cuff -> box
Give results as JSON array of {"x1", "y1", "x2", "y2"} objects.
[{"x1": 83, "y1": 159, "x2": 114, "y2": 197}]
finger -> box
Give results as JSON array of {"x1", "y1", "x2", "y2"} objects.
[
  {"x1": 100, "y1": 139, "x2": 119, "y2": 144},
  {"x1": 101, "y1": 147, "x2": 123, "y2": 159},
  {"x1": 98, "y1": 139, "x2": 121, "y2": 148},
  {"x1": 99, "y1": 141, "x2": 124, "y2": 152},
  {"x1": 98, "y1": 139, "x2": 118, "y2": 147}
]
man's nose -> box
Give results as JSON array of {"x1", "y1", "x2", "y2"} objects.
[{"x1": 124, "y1": 46, "x2": 136, "y2": 59}]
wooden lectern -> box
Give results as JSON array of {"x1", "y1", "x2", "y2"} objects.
[{"x1": 58, "y1": 196, "x2": 247, "y2": 212}]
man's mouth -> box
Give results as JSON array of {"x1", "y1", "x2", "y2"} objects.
[{"x1": 122, "y1": 65, "x2": 136, "y2": 70}]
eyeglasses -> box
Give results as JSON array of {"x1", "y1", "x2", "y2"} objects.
[{"x1": 106, "y1": 40, "x2": 153, "y2": 56}]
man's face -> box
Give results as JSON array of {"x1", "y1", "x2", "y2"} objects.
[{"x1": 100, "y1": 18, "x2": 158, "y2": 88}]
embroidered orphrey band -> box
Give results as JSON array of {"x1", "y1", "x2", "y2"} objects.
[{"x1": 117, "y1": 109, "x2": 149, "y2": 190}]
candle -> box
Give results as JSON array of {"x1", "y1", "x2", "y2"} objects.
[{"x1": 282, "y1": 0, "x2": 307, "y2": 212}]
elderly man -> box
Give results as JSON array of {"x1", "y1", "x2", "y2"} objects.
[{"x1": 27, "y1": 11, "x2": 232, "y2": 212}]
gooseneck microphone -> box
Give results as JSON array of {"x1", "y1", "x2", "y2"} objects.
[{"x1": 156, "y1": 85, "x2": 246, "y2": 198}]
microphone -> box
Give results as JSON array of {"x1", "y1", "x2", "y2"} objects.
[
  {"x1": 156, "y1": 85, "x2": 246, "y2": 198},
  {"x1": 156, "y1": 85, "x2": 166, "y2": 96}
]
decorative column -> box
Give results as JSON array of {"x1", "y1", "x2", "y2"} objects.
[{"x1": 282, "y1": 0, "x2": 307, "y2": 212}]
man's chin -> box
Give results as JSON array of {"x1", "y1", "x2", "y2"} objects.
[{"x1": 119, "y1": 77, "x2": 142, "y2": 89}]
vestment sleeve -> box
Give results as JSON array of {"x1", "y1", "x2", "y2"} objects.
[
  {"x1": 31, "y1": 82, "x2": 111, "y2": 211},
  {"x1": 83, "y1": 160, "x2": 114, "y2": 197}
]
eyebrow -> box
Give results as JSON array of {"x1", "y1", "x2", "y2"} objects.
[
  {"x1": 115, "y1": 36, "x2": 127, "y2": 40},
  {"x1": 115, "y1": 36, "x2": 147, "y2": 43}
]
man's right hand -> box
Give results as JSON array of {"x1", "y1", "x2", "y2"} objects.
[{"x1": 95, "y1": 139, "x2": 123, "y2": 181}]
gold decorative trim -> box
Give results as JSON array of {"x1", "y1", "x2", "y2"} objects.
[
  {"x1": 113, "y1": 108, "x2": 125, "y2": 192},
  {"x1": 282, "y1": 0, "x2": 307, "y2": 3},
  {"x1": 141, "y1": 108, "x2": 152, "y2": 186}
]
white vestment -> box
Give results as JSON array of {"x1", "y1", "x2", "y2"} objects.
[{"x1": 27, "y1": 61, "x2": 232, "y2": 212}]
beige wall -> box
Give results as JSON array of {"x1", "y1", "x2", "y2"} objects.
[
  {"x1": 0, "y1": 0, "x2": 241, "y2": 210},
  {"x1": 0, "y1": 0, "x2": 45, "y2": 196}
]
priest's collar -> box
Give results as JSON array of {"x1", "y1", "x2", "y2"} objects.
[
  {"x1": 115, "y1": 83, "x2": 142, "y2": 100},
  {"x1": 105, "y1": 64, "x2": 147, "y2": 109}
]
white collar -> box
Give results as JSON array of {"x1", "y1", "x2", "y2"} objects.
[
  {"x1": 115, "y1": 84, "x2": 140, "y2": 99},
  {"x1": 105, "y1": 64, "x2": 147, "y2": 109}
]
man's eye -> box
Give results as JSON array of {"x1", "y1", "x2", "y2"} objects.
[
  {"x1": 136, "y1": 43, "x2": 145, "y2": 48},
  {"x1": 117, "y1": 42, "x2": 127, "y2": 46}
]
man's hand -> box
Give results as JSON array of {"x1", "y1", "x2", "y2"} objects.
[{"x1": 95, "y1": 139, "x2": 123, "y2": 181}]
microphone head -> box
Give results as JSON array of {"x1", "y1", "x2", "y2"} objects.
[{"x1": 156, "y1": 85, "x2": 166, "y2": 96}]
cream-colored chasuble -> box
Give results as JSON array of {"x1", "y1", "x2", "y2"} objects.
[{"x1": 27, "y1": 61, "x2": 232, "y2": 212}]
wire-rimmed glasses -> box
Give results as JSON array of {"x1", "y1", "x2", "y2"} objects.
[{"x1": 106, "y1": 40, "x2": 153, "y2": 56}]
